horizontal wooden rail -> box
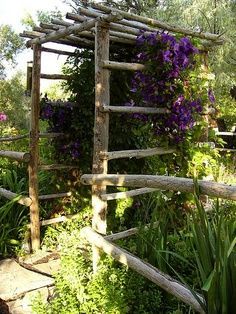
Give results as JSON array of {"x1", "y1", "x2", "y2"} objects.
[
  {"x1": 0, "y1": 135, "x2": 28, "y2": 142},
  {"x1": 105, "y1": 222, "x2": 159, "y2": 241},
  {"x1": 39, "y1": 164, "x2": 79, "y2": 170},
  {"x1": 81, "y1": 174, "x2": 236, "y2": 201},
  {"x1": 45, "y1": 101, "x2": 78, "y2": 107},
  {"x1": 101, "y1": 187, "x2": 158, "y2": 201},
  {"x1": 102, "y1": 105, "x2": 169, "y2": 114},
  {"x1": 0, "y1": 188, "x2": 32, "y2": 206},
  {"x1": 39, "y1": 132, "x2": 65, "y2": 138},
  {"x1": 0, "y1": 150, "x2": 30, "y2": 162},
  {"x1": 41, "y1": 46, "x2": 76, "y2": 56},
  {"x1": 100, "y1": 147, "x2": 176, "y2": 160},
  {"x1": 41, "y1": 214, "x2": 79, "y2": 226},
  {"x1": 39, "y1": 192, "x2": 72, "y2": 200},
  {"x1": 21, "y1": 31, "x2": 92, "y2": 48},
  {"x1": 101, "y1": 60, "x2": 145, "y2": 71},
  {"x1": 0, "y1": 133, "x2": 64, "y2": 142},
  {"x1": 26, "y1": 12, "x2": 123, "y2": 47},
  {"x1": 216, "y1": 132, "x2": 236, "y2": 136},
  {"x1": 40, "y1": 74, "x2": 69, "y2": 80},
  {"x1": 81, "y1": 227, "x2": 205, "y2": 313}
]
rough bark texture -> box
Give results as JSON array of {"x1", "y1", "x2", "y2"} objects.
[
  {"x1": 92, "y1": 22, "x2": 110, "y2": 235},
  {"x1": 102, "y1": 105, "x2": 168, "y2": 114},
  {"x1": 28, "y1": 44, "x2": 41, "y2": 251},
  {"x1": 0, "y1": 188, "x2": 32, "y2": 207},
  {"x1": 0, "y1": 151, "x2": 30, "y2": 162},
  {"x1": 81, "y1": 174, "x2": 236, "y2": 201},
  {"x1": 101, "y1": 147, "x2": 176, "y2": 160},
  {"x1": 101, "y1": 187, "x2": 158, "y2": 201},
  {"x1": 26, "y1": 12, "x2": 123, "y2": 47}
]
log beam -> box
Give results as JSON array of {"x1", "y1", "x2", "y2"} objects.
[
  {"x1": 0, "y1": 135, "x2": 28, "y2": 142},
  {"x1": 100, "y1": 147, "x2": 176, "y2": 160},
  {"x1": 39, "y1": 192, "x2": 72, "y2": 200},
  {"x1": 104, "y1": 222, "x2": 159, "y2": 241},
  {"x1": 41, "y1": 46, "x2": 75, "y2": 56},
  {"x1": 39, "y1": 164, "x2": 79, "y2": 170},
  {"x1": 0, "y1": 188, "x2": 32, "y2": 206},
  {"x1": 40, "y1": 74, "x2": 69, "y2": 80},
  {"x1": 26, "y1": 12, "x2": 123, "y2": 47},
  {"x1": 92, "y1": 3, "x2": 224, "y2": 43},
  {"x1": 102, "y1": 60, "x2": 145, "y2": 71},
  {"x1": 28, "y1": 44, "x2": 41, "y2": 251},
  {"x1": 0, "y1": 150, "x2": 30, "y2": 162},
  {"x1": 81, "y1": 227, "x2": 205, "y2": 313},
  {"x1": 101, "y1": 187, "x2": 158, "y2": 201},
  {"x1": 81, "y1": 174, "x2": 236, "y2": 201},
  {"x1": 40, "y1": 214, "x2": 79, "y2": 226},
  {"x1": 102, "y1": 105, "x2": 169, "y2": 114}
]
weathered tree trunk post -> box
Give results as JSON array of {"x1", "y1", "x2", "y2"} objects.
[
  {"x1": 92, "y1": 21, "x2": 110, "y2": 271},
  {"x1": 28, "y1": 44, "x2": 41, "y2": 251}
]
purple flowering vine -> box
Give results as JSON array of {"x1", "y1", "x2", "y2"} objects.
[
  {"x1": 40, "y1": 100, "x2": 80, "y2": 161},
  {"x1": 129, "y1": 31, "x2": 203, "y2": 143}
]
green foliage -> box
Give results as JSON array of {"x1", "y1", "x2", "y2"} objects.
[
  {"x1": 0, "y1": 25, "x2": 24, "y2": 77},
  {"x1": 33, "y1": 229, "x2": 164, "y2": 314},
  {"x1": 189, "y1": 184, "x2": 236, "y2": 313},
  {"x1": 0, "y1": 167, "x2": 28, "y2": 257},
  {"x1": 0, "y1": 72, "x2": 30, "y2": 130}
]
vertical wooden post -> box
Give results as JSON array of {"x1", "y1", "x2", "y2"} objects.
[
  {"x1": 29, "y1": 44, "x2": 41, "y2": 251},
  {"x1": 92, "y1": 21, "x2": 110, "y2": 270},
  {"x1": 26, "y1": 61, "x2": 33, "y2": 96}
]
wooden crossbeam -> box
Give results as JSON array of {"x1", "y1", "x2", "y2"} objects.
[
  {"x1": 41, "y1": 213, "x2": 79, "y2": 226},
  {"x1": 39, "y1": 192, "x2": 72, "y2": 200},
  {"x1": 101, "y1": 187, "x2": 158, "y2": 201},
  {"x1": 39, "y1": 132, "x2": 65, "y2": 138},
  {"x1": 40, "y1": 74, "x2": 69, "y2": 80},
  {"x1": 100, "y1": 147, "x2": 176, "y2": 160},
  {"x1": 102, "y1": 60, "x2": 144, "y2": 71},
  {"x1": 92, "y1": 3, "x2": 224, "y2": 43},
  {"x1": 41, "y1": 46, "x2": 76, "y2": 56},
  {"x1": 81, "y1": 174, "x2": 236, "y2": 201},
  {"x1": 26, "y1": 12, "x2": 123, "y2": 47},
  {"x1": 48, "y1": 19, "x2": 135, "y2": 45},
  {"x1": 102, "y1": 105, "x2": 169, "y2": 114},
  {"x1": 0, "y1": 188, "x2": 32, "y2": 206},
  {"x1": 39, "y1": 164, "x2": 79, "y2": 170},
  {"x1": 81, "y1": 227, "x2": 205, "y2": 313},
  {"x1": 0, "y1": 135, "x2": 28, "y2": 142},
  {"x1": 0, "y1": 150, "x2": 30, "y2": 162},
  {"x1": 104, "y1": 222, "x2": 159, "y2": 241}
]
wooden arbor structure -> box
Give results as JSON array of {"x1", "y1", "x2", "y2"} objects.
[{"x1": 17, "y1": 4, "x2": 236, "y2": 312}]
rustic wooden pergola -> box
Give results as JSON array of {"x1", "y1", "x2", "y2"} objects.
[{"x1": 0, "y1": 3, "x2": 233, "y2": 312}]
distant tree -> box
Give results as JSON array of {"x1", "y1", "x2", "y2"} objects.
[
  {"x1": 0, "y1": 25, "x2": 24, "y2": 78},
  {"x1": 0, "y1": 72, "x2": 30, "y2": 131}
]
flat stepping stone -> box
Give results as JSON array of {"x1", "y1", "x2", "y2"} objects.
[{"x1": 0, "y1": 259, "x2": 54, "y2": 301}]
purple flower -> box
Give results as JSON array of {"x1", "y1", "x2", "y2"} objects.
[
  {"x1": 208, "y1": 89, "x2": 215, "y2": 103},
  {"x1": 163, "y1": 50, "x2": 172, "y2": 63}
]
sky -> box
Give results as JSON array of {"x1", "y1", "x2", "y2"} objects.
[{"x1": 0, "y1": 0, "x2": 73, "y2": 91}]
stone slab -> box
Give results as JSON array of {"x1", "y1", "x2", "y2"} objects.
[{"x1": 0, "y1": 259, "x2": 54, "y2": 301}]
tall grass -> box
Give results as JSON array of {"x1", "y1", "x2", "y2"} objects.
[{"x1": 189, "y1": 182, "x2": 236, "y2": 313}]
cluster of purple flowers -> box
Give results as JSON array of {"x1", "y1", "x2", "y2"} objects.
[
  {"x1": 129, "y1": 31, "x2": 202, "y2": 142},
  {"x1": 0, "y1": 112, "x2": 7, "y2": 121},
  {"x1": 40, "y1": 101, "x2": 80, "y2": 160},
  {"x1": 153, "y1": 96, "x2": 202, "y2": 142}
]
